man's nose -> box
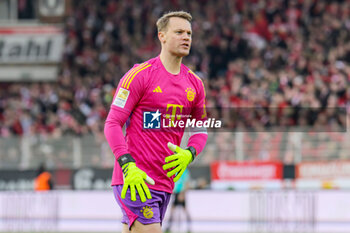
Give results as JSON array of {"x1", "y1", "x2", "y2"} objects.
[{"x1": 183, "y1": 34, "x2": 190, "y2": 41}]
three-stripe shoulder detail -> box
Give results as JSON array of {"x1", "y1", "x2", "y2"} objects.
[
  {"x1": 188, "y1": 70, "x2": 206, "y2": 97},
  {"x1": 121, "y1": 63, "x2": 152, "y2": 89}
]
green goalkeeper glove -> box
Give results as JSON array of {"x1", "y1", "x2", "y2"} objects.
[
  {"x1": 118, "y1": 154, "x2": 155, "y2": 202},
  {"x1": 162, "y1": 142, "x2": 196, "y2": 182}
]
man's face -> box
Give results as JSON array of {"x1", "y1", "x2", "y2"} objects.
[{"x1": 160, "y1": 17, "x2": 192, "y2": 57}]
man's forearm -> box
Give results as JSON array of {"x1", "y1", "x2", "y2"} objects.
[
  {"x1": 104, "y1": 108, "x2": 130, "y2": 158},
  {"x1": 187, "y1": 132, "x2": 208, "y2": 156}
]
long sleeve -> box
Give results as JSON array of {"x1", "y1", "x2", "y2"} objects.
[
  {"x1": 104, "y1": 63, "x2": 147, "y2": 159},
  {"x1": 187, "y1": 131, "x2": 208, "y2": 155},
  {"x1": 104, "y1": 107, "x2": 130, "y2": 159},
  {"x1": 187, "y1": 70, "x2": 208, "y2": 156}
]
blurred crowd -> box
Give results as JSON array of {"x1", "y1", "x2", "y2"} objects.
[{"x1": 1, "y1": 0, "x2": 350, "y2": 165}]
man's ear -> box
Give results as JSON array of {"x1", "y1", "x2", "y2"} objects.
[{"x1": 158, "y1": 31, "x2": 166, "y2": 44}]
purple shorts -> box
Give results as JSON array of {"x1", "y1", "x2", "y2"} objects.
[{"x1": 112, "y1": 185, "x2": 171, "y2": 228}]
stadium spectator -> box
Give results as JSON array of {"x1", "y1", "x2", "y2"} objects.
[{"x1": 1, "y1": 0, "x2": 350, "y2": 164}]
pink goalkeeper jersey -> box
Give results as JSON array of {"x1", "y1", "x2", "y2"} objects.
[{"x1": 105, "y1": 56, "x2": 207, "y2": 193}]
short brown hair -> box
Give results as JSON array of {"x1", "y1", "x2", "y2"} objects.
[{"x1": 156, "y1": 11, "x2": 192, "y2": 32}]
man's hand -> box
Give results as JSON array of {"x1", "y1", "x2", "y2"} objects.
[
  {"x1": 121, "y1": 162, "x2": 155, "y2": 202},
  {"x1": 162, "y1": 142, "x2": 195, "y2": 182}
]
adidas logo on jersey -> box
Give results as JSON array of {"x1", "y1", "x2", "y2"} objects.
[{"x1": 153, "y1": 86, "x2": 162, "y2": 93}]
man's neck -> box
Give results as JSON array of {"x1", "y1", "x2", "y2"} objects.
[{"x1": 159, "y1": 51, "x2": 182, "y2": 75}]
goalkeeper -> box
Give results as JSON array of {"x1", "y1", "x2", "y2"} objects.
[{"x1": 104, "y1": 11, "x2": 207, "y2": 233}]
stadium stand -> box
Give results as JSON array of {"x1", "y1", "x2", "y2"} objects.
[{"x1": 0, "y1": 0, "x2": 349, "y2": 169}]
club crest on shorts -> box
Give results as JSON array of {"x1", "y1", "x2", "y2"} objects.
[
  {"x1": 140, "y1": 206, "x2": 153, "y2": 219},
  {"x1": 185, "y1": 88, "x2": 195, "y2": 101}
]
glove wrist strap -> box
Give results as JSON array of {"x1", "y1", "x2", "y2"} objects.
[
  {"x1": 186, "y1": 146, "x2": 197, "y2": 162},
  {"x1": 118, "y1": 154, "x2": 135, "y2": 167}
]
